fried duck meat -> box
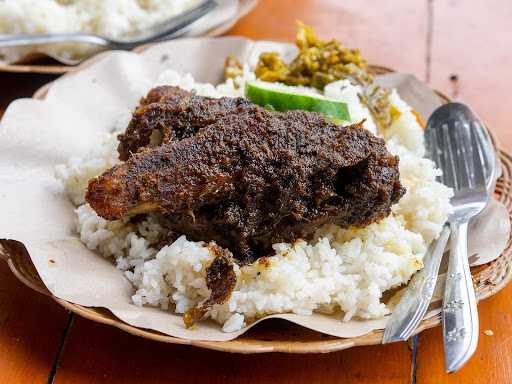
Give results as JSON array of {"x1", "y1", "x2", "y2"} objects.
[
  {"x1": 117, "y1": 86, "x2": 253, "y2": 161},
  {"x1": 87, "y1": 90, "x2": 404, "y2": 263}
]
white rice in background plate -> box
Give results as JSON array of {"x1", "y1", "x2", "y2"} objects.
[
  {"x1": 0, "y1": 0, "x2": 200, "y2": 37},
  {"x1": 0, "y1": 0, "x2": 201, "y2": 61},
  {"x1": 55, "y1": 67, "x2": 453, "y2": 333}
]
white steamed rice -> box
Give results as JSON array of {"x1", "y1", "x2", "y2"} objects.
[{"x1": 56, "y1": 67, "x2": 453, "y2": 332}]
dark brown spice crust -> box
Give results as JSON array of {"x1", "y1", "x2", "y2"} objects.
[{"x1": 87, "y1": 86, "x2": 405, "y2": 264}]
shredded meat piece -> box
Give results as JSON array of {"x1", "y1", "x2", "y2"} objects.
[{"x1": 183, "y1": 244, "x2": 236, "y2": 328}]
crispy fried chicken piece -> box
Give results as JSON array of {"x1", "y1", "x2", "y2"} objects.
[
  {"x1": 87, "y1": 93, "x2": 404, "y2": 264},
  {"x1": 117, "y1": 86, "x2": 253, "y2": 161}
]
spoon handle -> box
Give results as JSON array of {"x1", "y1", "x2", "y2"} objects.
[
  {"x1": 0, "y1": 33, "x2": 109, "y2": 48},
  {"x1": 443, "y1": 220, "x2": 479, "y2": 373}
]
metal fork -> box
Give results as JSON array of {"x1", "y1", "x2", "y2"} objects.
[
  {"x1": 432, "y1": 103, "x2": 495, "y2": 372},
  {"x1": 383, "y1": 103, "x2": 496, "y2": 346},
  {"x1": 0, "y1": 0, "x2": 216, "y2": 52}
]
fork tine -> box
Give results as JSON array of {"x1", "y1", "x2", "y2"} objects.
[
  {"x1": 472, "y1": 119, "x2": 493, "y2": 149},
  {"x1": 426, "y1": 127, "x2": 445, "y2": 184},
  {"x1": 472, "y1": 120, "x2": 495, "y2": 182},
  {"x1": 451, "y1": 121, "x2": 471, "y2": 189},
  {"x1": 440, "y1": 122, "x2": 458, "y2": 190},
  {"x1": 469, "y1": 124, "x2": 487, "y2": 189},
  {"x1": 435, "y1": 123, "x2": 446, "y2": 182}
]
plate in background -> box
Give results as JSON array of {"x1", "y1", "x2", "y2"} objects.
[{"x1": 0, "y1": 0, "x2": 257, "y2": 75}]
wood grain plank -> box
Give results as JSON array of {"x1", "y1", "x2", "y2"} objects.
[
  {"x1": 416, "y1": 287, "x2": 512, "y2": 382},
  {"x1": 53, "y1": 317, "x2": 413, "y2": 384},
  {"x1": 0, "y1": 73, "x2": 57, "y2": 116},
  {"x1": 228, "y1": 0, "x2": 429, "y2": 78},
  {"x1": 428, "y1": 0, "x2": 512, "y2": 149},
  {"x1": 0, "y1": 261, "x2": 69, "y2": 384}
]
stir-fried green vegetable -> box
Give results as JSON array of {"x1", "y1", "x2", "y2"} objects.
[
  {"x1": 224, "y1": 22, "x2": 399, "y2": 131},
  {"x1": 254, "y1": 22, "x2": 368, "y2": 90}
]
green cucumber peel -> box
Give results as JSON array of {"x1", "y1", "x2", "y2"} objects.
[{"x1": 245, "y1": 81, "x2": 350, "y2": 122}]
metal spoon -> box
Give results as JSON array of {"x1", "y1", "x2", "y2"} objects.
[{"x1": 0, "y1": 0, "x2": 216, "y2": 52}]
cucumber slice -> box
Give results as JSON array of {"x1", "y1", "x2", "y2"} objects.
[{"x1": 245, "y1": 81, "x2": 350, "y2": 122}]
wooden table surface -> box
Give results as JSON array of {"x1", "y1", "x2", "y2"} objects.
[{"x1": 1, "y1": 1, "x2": 511, "y2": 383}]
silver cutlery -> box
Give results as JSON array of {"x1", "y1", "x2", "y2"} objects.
[
  {"x1": 432, "y1": 103, "x2": 495, "y2": 372},
  {"x1": 383, "y1": 103, "x2": 496, "y2": 344},
  {"x1": 0, "y1": 0, "x2": 216, "y2": 52},
  {"x1": 383, "y1": 103, "x2": 496, "y2": 372}
]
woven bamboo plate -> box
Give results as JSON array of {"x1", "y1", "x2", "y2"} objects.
[{"x1": 1, "y1": 63, "x2": 511, "y2": 354}]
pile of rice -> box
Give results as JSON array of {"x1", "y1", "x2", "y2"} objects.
[
  {"x1": 0, "y1": 0, "x2": 200, "y2": 61},
  {"x1": 55, "y1": 66, "x2": 453, "y2": 333}
]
